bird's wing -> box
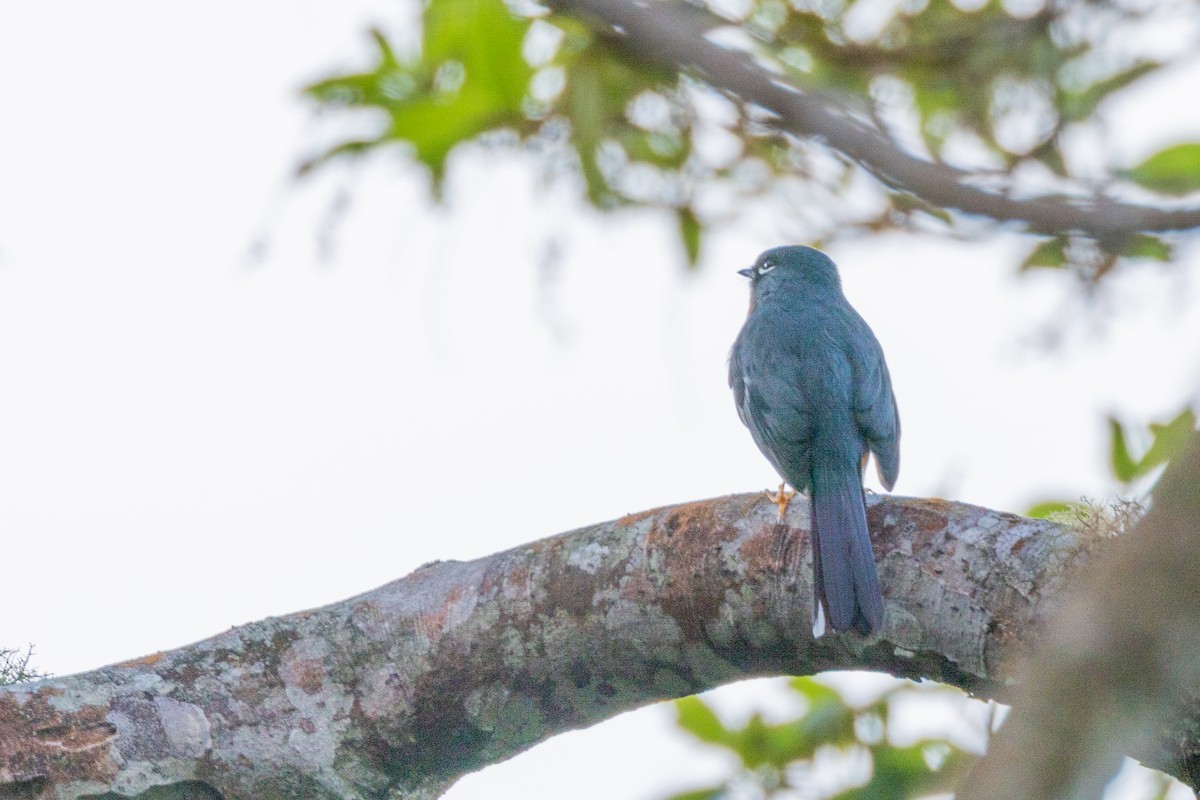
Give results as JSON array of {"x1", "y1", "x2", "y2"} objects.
[
  {"x1": 728, "y1": 344, "x2": 751, "y2": 429},
  {"x1": 846, "y1": 310, "x2": 900, "y2": 490},
  {"x1": 731, "y1": 322, "x2": 819, "y2": 491}
]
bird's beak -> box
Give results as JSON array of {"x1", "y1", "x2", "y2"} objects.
[{"x1": 737, "y1": 267, "x2": 754, "y2": 278}]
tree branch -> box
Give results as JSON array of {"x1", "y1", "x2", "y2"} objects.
[
  {"x1": 0, "y1": 493, "x2": 1148, "y2": 800},
  {"x1": 545, "y1": 0, "x2": 1200, "y2": 238}
]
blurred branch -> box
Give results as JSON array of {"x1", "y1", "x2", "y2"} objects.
[
  {"x1": 545, "y1": 0, "x2": 1200, "y2": 237},
  {"x1": 1, "y1": 493, "x2": 1187, "y2": 799},
  {"x1": 959, "y1": 431, "x2": 1200, "y2": 800}
]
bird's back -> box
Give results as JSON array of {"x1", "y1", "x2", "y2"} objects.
[
  {"x1": 730, "y1": 245, "x2": 898, "y2": 635},
  {"x1": 731, "y1": 292, "x2": 866, "y2": 491}
]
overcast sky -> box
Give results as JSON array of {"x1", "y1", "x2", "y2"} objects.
[{"x1": 1, "y1": 2, "x2": 1199, "y2": 798}]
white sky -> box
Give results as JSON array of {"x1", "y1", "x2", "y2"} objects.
[{"x1": 1, "y1": 2, "x2": 1199, "y2": 799}]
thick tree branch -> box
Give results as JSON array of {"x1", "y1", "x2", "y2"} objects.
[
  {"x1": 0, "y1": 493, "x2": 1133, "y2": 800},
  {"x1": 959, "y1": 431, "x2": 1200, "y2": 800},
  {"x1": 545, "y1": 0, "x2": 1200, "y2": 237}
]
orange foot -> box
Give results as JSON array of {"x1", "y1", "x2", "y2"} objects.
[{"x1": 767, "y1": 482, "x2": 796, "y2": 521}]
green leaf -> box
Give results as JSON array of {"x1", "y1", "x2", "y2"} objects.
[
  {"x1": 733, "y1": 713, "x2": 775, "y2": 768},
  {"x1": 1109, "y1": 417, "x2": 1139, "y2": 483},
  {"x1": 297, "y1": 140, "x2": 381, "y2": 177},
  {"x1": 1060, "y1": 61, "x2": 1159, "y2": 122},
  {"x1": 675, "y1": 697, "x2": 731, "y2": 746},
  {"x1": 1109, "y1": 409, "x2": 1197, "y2": 484},
  {"x1": 393, "y1": 0, "x2": 533, "y2": 180},
  {"x1": 1119, "y1": 234, "x2": 1172, "y2": 262},
  {"x1": 1025, "y1": 500, "x2": 1080, "y2": 519},
  {"x1": 564, "y1": 55, "x2": 610, "y2": 206},
  {"x1": 559, "y1": 40, "x2": 676, "y2": 208},
  {"x1": 678, "y1": 206, "x2": 702, "y2": 267},
  {"x1": 1021, "y1": 237, "x2": 1068, "y2": 270},
  {"x1": 1142, "y1": 408, "x2": 1198, "y2": 471},
  {"x1": 890, "y1": 191, "x2": 953, "y2": 225},
  {"x1": 777, "y1": 677, "x2": 856, "y2": 756},
  {"x1": 424, "y1": 0, "x2": 532, "y2": 108},
  {"x1": 839, "y1": 740, "x2": 968, "y2": 800},
  {"x1": 303, "y1": 29, "x2": 411, "y2": 109},
  {"x1": 1124, "y1": 143, "x2": 1200, "y2": 196},
  {"x1": 618, "y1": 129, "x2": 685, "y2": 168},
  {"x1": 300, "y1": 0, "x2": 536, "y2": 185},
  {"x1": 368, "y1": 28, "x2": 399, "y2": 65}
]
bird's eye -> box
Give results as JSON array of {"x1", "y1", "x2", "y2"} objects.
[{"x1": 757, "y1": 260, "x2": 775, "y2": 275}]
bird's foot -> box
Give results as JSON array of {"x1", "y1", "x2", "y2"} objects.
[{"x1": 766, "y1": 482, "x2": 796, "y2": 522}]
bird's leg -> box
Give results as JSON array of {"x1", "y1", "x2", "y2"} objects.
[{"x1": 767, "y1": 482, "x2": 796, "y2": 522}]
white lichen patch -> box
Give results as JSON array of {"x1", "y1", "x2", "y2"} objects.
[
  {"x1": 567, "y1": 541, "x2": 610, "y2": 575},
  {"x1": 956, "y1": 525, "x2": 989, "y2": 545},
  {"x1": 993, "y1": 525, "x2": 1032, "y2": 563},
  {"x1": 288, "y1": 725, "x2": 335, "y2": 766},
  {"x1": 154, "y1": 696, "x2": 212, "y2": 758},
  {"x1": 45, "y1": 680, "x2": 116, "y2": 712},
  {"x1": 278, "y1": 639, "x2": 354, "y2": 769}
]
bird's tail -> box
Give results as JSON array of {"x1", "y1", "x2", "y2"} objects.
[{"x1": 809, "y1": 465, "x2": 884, "y2": 636}]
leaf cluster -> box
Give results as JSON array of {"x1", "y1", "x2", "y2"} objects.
[
  {"x1": 667, "y1": 675, "x2": 1195, "y2": 799},
  {"x1": 667, "y1": 677, "x2": 974, "y2": 800},
  {"x1": 1108, "y1": 407, "x2": 1198, "y2": 485},
  {"x1": 1027, "y1": 407, "x2": 1197, "y2": 519},
  {"x1": 301, "y1": 0, "x2": 1200, "y2": 269}
]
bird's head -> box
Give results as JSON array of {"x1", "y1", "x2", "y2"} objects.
[{"x1": 738, "y1": 245, "x2": 843, "y2": 306}]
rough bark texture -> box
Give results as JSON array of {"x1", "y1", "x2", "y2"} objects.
[
  {"x1": 3, "y1": 494, "x2": 1098, "y2": 800},
  {"x1": 959, "y1": 432, "x2": 1200, "y2": 800},
  {"x1": 544, "y1": 0, "x2": 1200, "y2": 237}
]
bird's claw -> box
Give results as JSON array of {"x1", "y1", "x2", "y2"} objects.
[{"x1": 766, "y1": 482, "x2": 796, "y2": 521}]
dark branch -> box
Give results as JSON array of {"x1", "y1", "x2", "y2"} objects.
[{"x1": 546, "y1": 0, "x2": 1200, "y2": 237}]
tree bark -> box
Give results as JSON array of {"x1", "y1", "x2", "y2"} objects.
[{"x1": 0, "y1": 493, "x2": 1118, "y2": 800}]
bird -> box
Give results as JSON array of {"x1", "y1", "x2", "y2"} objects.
[{"x1": 729, "y1": 245, "x2": 899, "y2": 636}]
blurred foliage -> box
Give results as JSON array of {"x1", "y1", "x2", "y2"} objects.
[
  {"x1": 1026, "y1": 407, "x2": 1195, "y2": 519},
  {"x1": 666, "y1": 677, "x2": 976, "y2": 800},
  {"x1": 302, "y1": 0, "x2": 1200, "y2": 267},
  {"x1": 1108, "y1": 407, "x2": 1198, "y2": 484},
  {"x1": 0, "y1": 645, "x2": 48, "y2": 686},
  {"x1": 665, "y1": 676, "x2": 1192, "y2": 799},
  {"x1": 1122, "y1": 144, "x2": 1200, "y2": 196},
  {"x1": 1028, "y1": 496, "x2": 1146, "y2": 543}
]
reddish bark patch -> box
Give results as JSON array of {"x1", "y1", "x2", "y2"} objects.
[
  {"x1": 873, "y1": 501, "x2": 949, "y2": 554},
  {"x1": 296, "y1": 663, "x2": 324, "y2": 696},
  {"x1": 737, "y1": 521, "x2": 794, "y2": 576},
  {"x1": 417, "y1": 585, "x2": 465, "y2": 641},
  {"x1": 0, "y1": 688, "x2": 119, "y2": 789},
  {"x1": 503, "y1": 561, "x2": 531, "y2": 598},
  {"x1": 616, "y1": 507, "x2": 659, "y2": 527},
  {"x1": 648, "y1": 501, "x2": 741, "y2": 640},
  {"x1": 117, "y1": 652, "x2": 164, "y2": 668}
]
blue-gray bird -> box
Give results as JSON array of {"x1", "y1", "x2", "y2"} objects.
[{"x1": 729, "y1": 246, "x2": 899, "y2": 636}]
